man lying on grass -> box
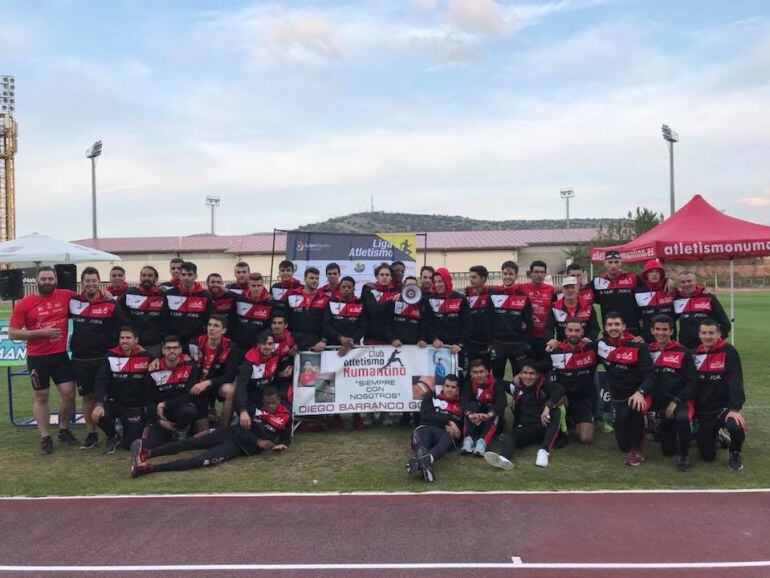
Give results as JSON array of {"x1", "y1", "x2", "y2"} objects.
[
  {"x1": 130, "y1": 387, "x2": 290, "y2": 477},
  {"x1": 406, "y1": 374, "x2": 463, "y2": 483}
]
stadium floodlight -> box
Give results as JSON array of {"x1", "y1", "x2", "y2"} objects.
[
  {"x1": 560, "y1": 188, "x2": 575, "y2": 230},
  {"x1": 1, "y1": 75, "x2": 15, "y2": 114},
  {"x1": 205, "y1": 195, "x2": 221, "y2": 234},
  {"x1": 661, "y1": 124, "x2": 679, "y2": 217},
  {"x1": 85, "y1": 140, "x2": 102, "y2": 238}
]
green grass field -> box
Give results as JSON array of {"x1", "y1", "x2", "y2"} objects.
[{"x1": 0, "y1": 293, "x2": 767, "y2": 496}]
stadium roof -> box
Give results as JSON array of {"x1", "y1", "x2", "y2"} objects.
[{"x1": 73, "y1": 228, "x2": 598, "y2": 255}]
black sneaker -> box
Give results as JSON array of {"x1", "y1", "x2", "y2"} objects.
[
  {"x1": 676, "y1": 454, "x2": 689, "y2": 472},
  {"x1": 417, "y1": 448, "x2": 435, "y2": 483},
  {"x1": 728, "y1": 452, "x2": 743, "y2": 471},
  {"x1": 80, "y1": 432, "x2": 99, "y2": 450},
  {"x1": 57, "y1": 428, "x2": 79, "y2": 446},
  {"x1": 40, "y1": 436, "x2": 53, "y2": 455},
  {"x1": 103, "y1": 435, "x2": 121, "y2": 455},
  {"x1": 405, "y1": 456, "x2": 419, "y2": 475}
]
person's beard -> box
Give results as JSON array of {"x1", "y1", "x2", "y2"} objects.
[
  {"x1": 38, "y1": 283, "x2": 55, "y2": 295},
  {"x1": 141, "y1": 280, "x2": 154, "y2": 291}
]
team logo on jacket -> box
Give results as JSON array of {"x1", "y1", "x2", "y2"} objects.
[
  {"x1": 594, "y1": 278, "x2": 610, "y2": 290},
  {"x1": 287, "y1": 294, "x2": 305, "y2": 309},
  {"x1": 108, "y1": 356, "x2": 130, "y2": 372},
  {"x1": 166, "y1": 296, "x2": 186, "y2": 311},
  {"x1": 329, "y1": 302, "x2": 346, "y2": 315},
  {"x1": 635, "y1": 292, "x2": 654, "y2": 307},
  {"x1": 694, "y1": 353, "x2": 725, "y2": 372},
  {"x1": 552, "y1": 308, "x2": 568, "y2": 322},
  {"x1": 432, "y1": 398, "x2": 448, "y2": 410},
  {"x1": 68, "y1": 300, "x2": 90, "y2": 315},
  {"x1": 251, "y1": 364, "x2": 266, "y2": 379}
]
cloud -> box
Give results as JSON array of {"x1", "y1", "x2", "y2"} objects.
[
  {"x1": 741, "y1": 189, "x2": 770, "y2": 207},
  {"x1": 446, "y1": 0, "x2": 505, "y2": 36}
]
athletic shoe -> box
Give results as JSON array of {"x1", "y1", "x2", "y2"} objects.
[
  {"x1": 57, "y1": 428, "x2": 79, "y2": 446},
  {"x1": 676, "y1": 453, "x2": 690, "y2": 472},
  {"x1": 40, "y1": 436, "x2": 53, "y2": 455},
  {"x1": 624, "y1": 448, "x2": 644, "y2": 467},
  {"x1": 717, "y1": 429, "x2": 731, "y2": 449},
  {"x1": 601, "y1": 422, "x2": 614, "y2": 434},
  {"x1": 473, "y1": 439, "x2": 486, "y2": 457},
  {"x1": 131, "y1": 462, "x2": 150, "y2": 478},
  {"x1": 405, "y1": 456, "x2": 420, "y2": 475},
  {"x1": 484, "y1": 451, "x2": 513, "y2": 471},
  {"x1": 80, "y1": 432, "x2": 99, "y2": 450},
  {"x1": 728, "y1": 452, "x2": 743, "y2": 471},
  {"x1": 535, "y1": 449, "x2": 549, "y2": 468},
  {"x1": 417, "y1": 448, "x2": 435, "y2": 483},
  {"x1": 103, "y1": 435, "x2": 121, "y2": 455},
  {"x1": 130, "y1": 438, "x2": 149, "y2": 469},
  {"x1": 461, "y1": 436, "x2": 474, "y2": 454}
]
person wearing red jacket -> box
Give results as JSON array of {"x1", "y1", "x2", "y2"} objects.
[
  {"x1": 233, "y1": 273, "x2": 274, "y2": 350},
  {"x1": 206, "y1": 273, "x2": 236, "y2": 323},
  {"x1": 461, "y1": 359, "x2": 507, "y2": 457},
  {"x1": 9, "y1": 267, "x2": 78, "y2": 454},
  {"x1": 546, "y1": 276, "x2": 599, "y2": 342},
  {"x1": 108, "y1": 266, "x2": 129, "y2": 300},
  {"x1": 287, "y1": 267, "x2": 329, "y2": 351},
  {"x1": 486, "y1": 261, "x2": 532, "y2": 379},
  {"x1": 235, "y1": 330, "x2": 283, "y2": 414},
  {"x1": 161, "y1": 262, "x2": 214, "y2": 351},
  {"x1": 674, "y1": 270, "x2": 731, "y2": 348},
  {"x1": 270, "y1": 311, "x2": 297, "y2": 405},
  {"x1": 464, "y1": 265, "x2": 491, "y2": 372},
  {"x1": 555, "y1": 262, "x2": 594, "y2": 304},
  {"x1": 427, "y1": 267, "x2": 470, "y2": 354},
  {"x1": 120, "y1": 266, "x2": 165, "y2": 354},
  {"x1": 227, "y1": 261, "x2": 251, "y2": 295},
  {"x1": 270, "y1": 260, "x2": 303, "y2": 310},
  {"x1": 320, "y1": 262, "x2": 342, "y2": 298},
  {"x1": 361, "y1": 263, "x2": 400, "y2": 345},
  {"x1": 635, "y1": 260, "x2": 676, "y2": 343},
  {"x1": 518, "y1": 261, "x2": 556, "y2": 360},
  {"x1": 159, "y1": 257, "x2": 184, "y2": 292},
  {"x1": 131, "y1": 387, "x2": 290, "y2": 477}
]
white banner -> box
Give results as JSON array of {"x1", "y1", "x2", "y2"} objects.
[{"x1": 292, "y1": 345, "x2": 458, "y2": 416}]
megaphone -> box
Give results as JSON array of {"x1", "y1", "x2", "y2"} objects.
[{"x1": 401, "y1": 284, "x2": 423, "y2": 305}]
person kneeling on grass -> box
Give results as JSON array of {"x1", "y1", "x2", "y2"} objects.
[
  {"x1": 461, "y1": 359, "x2": 506, "y2": 457},
  {"x1": 484, "y1": 360, "x2": 561, "y2": 470},
  {"x1": 406, "y1": 374, "x2": 463, "y2": 483},
  {"x1": 130, "y1": 387, "x2": 290, "y2": 477}
]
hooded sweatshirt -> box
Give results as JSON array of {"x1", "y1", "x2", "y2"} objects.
[
  {"x1": 634, "y1": 260, "x2": 675, "y2": 342},
  {"x1": 426, "y1": 268, "x2": 470, "y2": 345}
]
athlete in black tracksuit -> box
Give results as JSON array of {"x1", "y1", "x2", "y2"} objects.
[
  {"x1": 486, "y1": 285, "x2": 533, "y2": 379},
  {"x1": 361, "y1": 283, "x2": 399, "y2": 344},
  {"x1": 387, "y1": 292, "x2": 429, "y2": 345},
  {"x1": 94, "y1": 345, "x2": 153, "y2": 448},
  {"x1": 674, "y1": 286, "x2": 731, "y2": 348},
  {"x1": 131, "y1": 390, "x2": 291, "y2": 477},
  {"x1": 548, "y1": 339, "x2": 598, "y2": 428},
  {"x1": 682, "y1": 337, "x2": 746, "y2": 467},
  {"x1": 120, "y1": 284, "x2": 165, "y2": 351},
  {"x1": 648, "y1": 339, "x2": 696, "y2": 462},
  {"x1": 161, "y1": 282, "x2": 214, "y2": 351},
  {"x1": 143, "y1": 355, "x2": 200, "y2": 448},
  {"x1": 406, "y1": 387, "x2": 464, "y2": 482},
  {"x1": 597, "y1": 333, "x2": 655, "y2": 455},
  {"x1": 324, "y1": 292, "x2": 366, "y2": 346},
  {"x1": 464, "y1": 286, "x2": 491, "y2": 371},
  {"x1": 497, "y1": 376, "x2": 561, "y2": 460},
  {"x1": 286, "y1": 288, "x2": 328, "y2": 351}
]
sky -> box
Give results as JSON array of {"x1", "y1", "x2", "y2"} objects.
[{"x1": 3, "y1": 0, "x2": 770, "y2": 239}]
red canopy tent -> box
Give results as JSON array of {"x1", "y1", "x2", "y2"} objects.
[{"x1": 591, "y1": 194, "x2": 770, "y2": 344}]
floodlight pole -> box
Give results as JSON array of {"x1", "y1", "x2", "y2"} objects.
[
  {"x1": 661, "y1": 124, "x2": 679, "y2": 217},
  {"x1": 560, "y1": 188, "x2": 575, "y2": 230},
  {"x1": 205, "y1": 196, "x2": 221, "y2": 234},
  {"x1": 85, "y1": 140, "x2": 102, "y2": 239}
]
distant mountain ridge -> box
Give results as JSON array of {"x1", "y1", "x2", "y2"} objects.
[{"x1": 297, "y1": 212, "x2": 617, "y2": 233}]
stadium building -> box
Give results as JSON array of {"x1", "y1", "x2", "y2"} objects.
[{"x1": 74, "y1": 228, "x2": 597, "y2": 282}]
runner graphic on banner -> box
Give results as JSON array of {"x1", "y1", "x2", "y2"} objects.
[
  {"x1": 286, "y1": 231, "x2": 417, "y2": 295},
  {"x1": 293, "y1": 345, "x2": 457, "y2": 416}
]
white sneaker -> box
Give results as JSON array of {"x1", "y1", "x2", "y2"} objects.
[
  {"x1": 535, "y1": 448, "x2": 549, "y2": 468},
  {"x1": 473, "y1": 439, "x2": 486, "y2": 456},
  {"x1": 461, "y1": 436, "x2": 474, "y2": 454},
  {"x1": 484, "y1": 451, "x2": 513, "y2": 471}
]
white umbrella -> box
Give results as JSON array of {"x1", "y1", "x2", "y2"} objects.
[{"x1": 0, "y1": 233, "x2": 121, "y2": 266}]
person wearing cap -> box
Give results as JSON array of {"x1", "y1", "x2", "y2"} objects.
[
  {"x1": 634, "y1": 260, "x2": 676, "y2": 343},
  {"x1": 592, "y1": 250, "x2": 642, "y2": 334},
  {"x1": 556, "y1": 262, "x2": 594, "y2": 304},
  {"x1": 546, "y1": 276, "x2": 599, "y2": 343}
]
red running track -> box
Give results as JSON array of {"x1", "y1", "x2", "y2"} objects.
[{"x1": 1, "y1": 491, "x2": 768, "y2": 577}]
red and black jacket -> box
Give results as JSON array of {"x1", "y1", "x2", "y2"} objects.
[
  {"x1": 235, "y1": 348, "x2": 280, "y2": 414},
  {"x1": 324, "y1": 293, "x2": 366, "y2": 345},
  {"x1": 463, "y1": 374, "x2": 507, "y2": 416},
  {"x1": 94, "y1": 346, "x2": 153, "y2": 407},
  {"x1": 517, "y1": 282, "x2": 555, "y2": 339},
  {"x1": 597, "y1": 333, "x2": 655, "y2": 401},
  {"x1": 210, "y1": 288, "x2": 237, "y2": 316},
  {"x1": 234, "y1": 403, "x2": 292, "y2": 454},
  {"x1": 272, "y1": 330, "x2": 297, "y2": 363},
  {"x1": 648, "y1": 340, "x2": 695, "y2": 408},
  {"x1": 674, "y1": 286, "x2": 731, "y2": 348},
  {"x1": 546, "y1": 296, "x2": 599, "y2": 341},
  {"x1": 162, "y1": 283, "x2": 214, "y2": 346},
  {"x1": 159, "y1": 279, "x2": 182, "y2": 292},
  {"x1": 419, "y1": 390, "x2": 464, "y2": 430},
  {"x1": 287, "y1": 288, "x2": 329, "y2": 350},
  {"x1": 548, "y1": 340, "x2": 598, "y2": 400},
  {"x1": 465, "y1": 287, "x2": 491, "y2": 347},
  {"x1": 592, "y1": 271, "x2": 640, "y2": 330},
  {"x1": 507, "y1": 377, "x2": 559, "y2": 427},
  {"x1": 226, "y1": 281, "x2": 249, "y2": 295},
  {"x1": 188, "y1": 335, "x2": 242, "y2": 390},
  {"x1": 270, "y1": 279, "x2": 303, "y2": 311},
  {"x1": 634, "y1": 284, "x2": 675, "y2": 343},
  {"x1": 361, "y1": 283, "x2": 399, "y2": 343},
  {"x1": 486, "y1": 285, "x2": 532, "y2": 344},
  {"x1": 120, "y1": 285, "x2": 165, "y2": 347},
  {"x1": 683, "y1": 339, "x2": 744, "y2": 414},
  {"x1": 387, "y1": 294, "x2": 428, "y2": 345},
  {"x1": 556, "y1": 284, "x2": 594, "y2": 305},
  {"x1": 146, "y1": 356, "x2": 199, "y2": 420},
  {"x1": 109, "y1": 283, "x2": 129, "y2": 300},
  {"x1": 233, "y1": 289, "x2": 274, "y2": 349},
  {"x1": 320, "y1": 283, "x2": 341, "y2": 299},
  {"x1": 69, "y1": 291, "x2": 126, "y2": 358}
]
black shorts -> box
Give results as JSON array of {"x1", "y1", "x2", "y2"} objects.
[
  {"x1": 27, "y1": 353, "x2": 75, "y2": 390},
  {"x1": 565, "y1": 395, "x2": 593, "y2": 424},
  {"x1": 72, "y1": 357, "x2": 103, "y2": 396}
]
